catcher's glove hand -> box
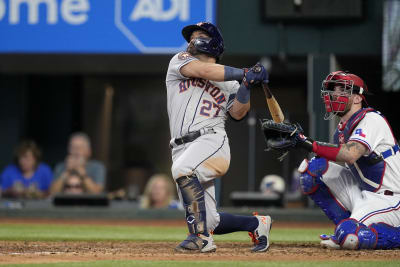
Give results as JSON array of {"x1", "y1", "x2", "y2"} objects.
[{"x1": 261, "y1": 119, "x2": 306, "y2": 160}]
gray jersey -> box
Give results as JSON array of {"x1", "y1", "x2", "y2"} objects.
[{"x1": 166, "y1": 52, "x2": 240, "y2": 139}]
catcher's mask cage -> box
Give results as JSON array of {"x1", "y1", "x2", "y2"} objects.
[
  {"x1": 321, "y1": 71, "x2": 369, "y2": 120},
  {"x1": 182, "y1": 22, "x2": 224, "y2": 62}
]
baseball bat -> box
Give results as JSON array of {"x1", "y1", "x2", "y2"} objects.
[{"x1": 262, "y1": 82, "x2": 284, "y2": 123}]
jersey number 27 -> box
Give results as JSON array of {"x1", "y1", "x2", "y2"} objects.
[{"x1": 200, "y1": 100, "x2": 222, "y2": 117}]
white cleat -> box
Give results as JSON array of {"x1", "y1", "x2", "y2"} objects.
[
  {"x1": 320, "y1": 234, "x2": 341, "y2": 249},
  {"x1": 175, "y1": 233, "x2": 217, "y2": 253},
  {"x1": 249, "y1": 213, "x2": 273, "y2": 252}
]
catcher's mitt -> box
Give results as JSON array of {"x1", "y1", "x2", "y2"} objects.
[{"x1": 261, "y1": 119, "x2": 305, "y2": 159}]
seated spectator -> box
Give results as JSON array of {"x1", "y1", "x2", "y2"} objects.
[
  {"x1": 1, "y1": 140, "x2": 53, "y2": 199},
  {"x1": 50, "y1": 132, "x2": 105, "y2": 195},
  {"x1": 61, "y1": 170, "x2": 86, "y2": 195},
  {"x1": 140, "y1": 173, "x2": 182, "y2": 210}
]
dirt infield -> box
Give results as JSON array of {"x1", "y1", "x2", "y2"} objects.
[
  {"x1": 2, "y1": 240, "x2": 400, "y2": 265},
  {"x1": 0, "y1": 217, "x2": 333, "y2": 228},
  {"x1": 1, "y1": 218, "x2": 400, "y2": 265}
]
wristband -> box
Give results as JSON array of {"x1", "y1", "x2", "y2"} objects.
[
  {"x1": 312, "y1": 142, "x2": 341, "y2": 161},
  {"x1": 224, "y1": 66, "x2": 244, "y2": 81},
  {"x1": 235, "y1": 83, "x2": 250, "y2": 104}
]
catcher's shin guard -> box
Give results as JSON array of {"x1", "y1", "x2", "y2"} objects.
[
  {"x1": 176, "y1": 175, "x2": 208, "y2": 236},
  {"x1": 335, "y1": 219, "x2": 377, "y2": 249},
  {"x1": 298, "y1": 157, "x2": 350, "y2": 225},
  {"x1": 369, "y1": 223, "x2": 400, "y2": 249}
]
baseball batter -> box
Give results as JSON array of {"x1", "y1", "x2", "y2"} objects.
[
  {"x1": 166, "y1": 22, "x2": 272, "y2": 253},
  {"x1": 293, "y1": 71, "x2": 400, "y2": 249}
]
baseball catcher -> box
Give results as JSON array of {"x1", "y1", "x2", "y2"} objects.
[{"x1": 262, "y1": 71, "x2": 400, "y2": 250}]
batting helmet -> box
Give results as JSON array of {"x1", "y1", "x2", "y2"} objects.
[
  {"x1": 321, "y1": 71, "x2": 369, "y2": 119},
  {"x1": 182, "y1": 22, "x2": 224, "y2": 61}
]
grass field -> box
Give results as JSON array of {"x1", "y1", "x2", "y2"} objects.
[{"x1": 0, "y1": 219, "x2": 399, "y2": 266}]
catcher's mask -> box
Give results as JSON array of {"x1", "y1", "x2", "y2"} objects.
[
  {"x1": 182, "y1": 22, "x2": 224, "y2": 62},
  {"x1": 321, "y1": 71, "x2": 369, "y2": 120}
]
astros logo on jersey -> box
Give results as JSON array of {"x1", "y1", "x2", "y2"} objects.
[{"x1": 178, "y1": 78, "x2": 226, "y2": 105}]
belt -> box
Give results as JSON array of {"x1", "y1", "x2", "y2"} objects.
[
  {"x1": 384, "y1": 190, "x2": 394, "y2": 196},
  {"x1": 170, "y1": 128, "x2": 216, "y2": 148}
]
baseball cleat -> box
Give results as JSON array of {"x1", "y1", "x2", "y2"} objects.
[
  {"x1": 320, "y1": 234, "x2": 340, "y2": 249},
  {"x1": 248, "y1": 212, "x2": 272, "y2": 252},
  {"x1": 175, "y1": 233, "x2": 216, "y2": 253}
]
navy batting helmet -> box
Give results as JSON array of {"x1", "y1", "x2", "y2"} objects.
[{"x1": 182, "y1": 22, "x2": 224, "y2": 61}]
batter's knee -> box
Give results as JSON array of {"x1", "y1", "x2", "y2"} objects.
[
  {"x1": 335, "y1": 219, "x2": 377, "y2": 250},
  {"x1": 171, "y1": 161, "x2": 193, "y2": 180}
]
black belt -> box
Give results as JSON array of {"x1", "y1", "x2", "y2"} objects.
[
  {"x1": 174, "y1": 131, "x2": 202, "y2": 146},
  {"x1": 171, "y1": 128, "x2": 215, "y2": 148},
  {"x1": 384, "y1": 190, "x2": 394, "y2": 196}
]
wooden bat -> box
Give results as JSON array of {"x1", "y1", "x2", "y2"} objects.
[{"x1": 262, "y1": 82, "x2": 284, "y2": 123}]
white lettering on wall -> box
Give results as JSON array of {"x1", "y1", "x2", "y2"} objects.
[
  {"x1": 61, "y1": 0, "x2": 89, "y2": 25},
  {"x1": 130, "y1": 0, "x2": 189, "y2": 22},
  {"x1": 0, "y1": 0, "x2": 5, "y2": 21},
  {"x1": 10, "y1": 0, "x2": 57, "y2": 24},
  {"x1": 2, "y1": 0, "x2": 89, "y2": 25}
]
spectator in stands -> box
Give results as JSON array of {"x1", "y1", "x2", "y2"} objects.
[
  {"x1": 1, "y1": 140, "x2": 53, "y2": 199},
  {"x1": 61, "y1": 170, "x2": 86, "y2": 195},
  {"x1": 50, "y1": 132, "x2": 105, "y2": 195},
  {"x1": 140, "y1": 173, "x2": 182, "y2": 210}
]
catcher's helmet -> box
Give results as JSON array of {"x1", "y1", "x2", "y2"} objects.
[
  {"x1": 182, "y1": 22, "x2": 224, "y2": 61},
  {"x1": 321, "y1": 71, "x2": 369, "y2": 120}
]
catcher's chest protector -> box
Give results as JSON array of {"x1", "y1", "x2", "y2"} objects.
[
  {"x1": 334, "y1": 108, "x2": 387, "y2": 192},
  {"x1": 333, "y1": 108, "x2": 374, "y2": 145}
]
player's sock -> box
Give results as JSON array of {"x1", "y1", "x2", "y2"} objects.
[
  {"x1": 176, "y1": 175, "x2": 209, "y2": 237},
  {"x1": 213, "y1": 212, "x2": 259, "y2": 234}
]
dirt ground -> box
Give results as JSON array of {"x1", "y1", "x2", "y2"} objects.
[{"x1": 1, "y1": 218, "x2": 400, "y2": 265}]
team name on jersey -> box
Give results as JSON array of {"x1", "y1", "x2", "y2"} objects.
[{"x1": 179, "y1": 78, "x2": 226, "y2": 105}]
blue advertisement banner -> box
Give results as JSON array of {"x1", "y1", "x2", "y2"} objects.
[{"x1": 0, "y1": 0, "x2": 215, "y2": 53}]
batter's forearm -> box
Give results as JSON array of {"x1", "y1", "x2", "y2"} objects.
[
  {"x1": 199, "y1": 64, "x2": 244, "y2": 81},
  {"x1": 229, "y1": 99, "x2": 250, "y2": 120},
  {"x1": 224, "y1": 66, "x2": 245, "y2": 81},
  {"x1": 181, "y1": 61, "x2": 244, "y2": 81}
]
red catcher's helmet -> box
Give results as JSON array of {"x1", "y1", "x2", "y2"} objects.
[{"x1": 321, "y1": 71, "x2": 369, "y2": 120}]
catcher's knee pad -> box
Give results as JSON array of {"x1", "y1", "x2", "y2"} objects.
[
  {"x1": 369, "y1": 223, "x2": 400, "y2": 249},
  {"x1": 298, "y1": 157, "x2": 350, "y2": 225},
  {"x1": 176, "y1": 175, "x2": 208, "y2": 235},
  {"x1": 335, "y1": 219, "x2": 377, "y2": 250}
]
